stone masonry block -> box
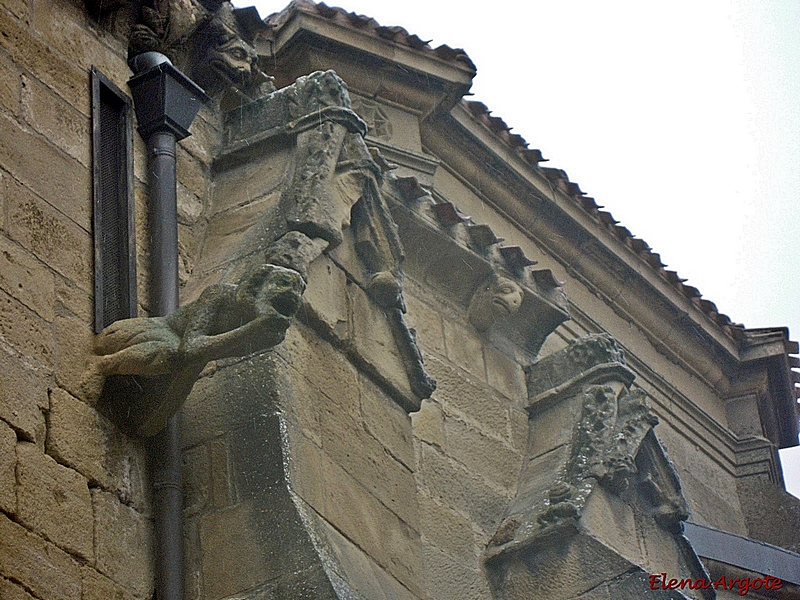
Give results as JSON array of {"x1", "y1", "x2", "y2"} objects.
[
  {"x1": 443, "y1": 318, "x2": 485, "y2": 381},
  {"x1": 0, "y1": 52, "x2": 21, "y2": 116},
  {"x1": 303, "y1": 252, "x2": 350, "y2": 341},
  {"x1": 0, "y1": 233, "x2": 56, "y2": 322},
  {"x1": 419, "y1": 442, "x2": 508, "y2": 534},
  {"x1": 422, "y1": 545, "x2": 492, "y2": 600},
  {"x1": 280, "y1": 357, "x2": 324, "y2": 446},
  {"x1": 508, "y1": 405, "x2": 530, "y2": 454},
  {"x1": 277, "y1": 324, "x2": 359, "y2": 416},
  {"x1": 426, "y1": 354, "x2": 508, "y2": 440},
  {"x1": 529, "y1": 393, "x2": 582, "y2": 459},
  {"x1": 0, "y1": 576, "x2": 37, "y2": 600},
  {"x1": 484, "y1": 343, "x2": 527, "y2": 402},
  {"x1": 403, "y1": 289, "x2": 445, "y2": 356},
  {"x1": 360, "y1": 373, "x2": 414, "y2": 469},
  {"x1": 93, "y1": 489, "x2": 154, "y2": 598},
  {"x1": 54, "y1": 315, "x2": 94, "y2": 400},
  {"x1": 21, "y1": 74, "x2": 90, "y2": 167},
  {"x1": 183, "y1": 443, "x2": 210, "y2": 517},
  {"x1": 177, "y1": 144, "x2": 208, "y2": 200},
  {"x1": 320, "y1": 452, "x2": 423, "y2": 596},
  {"x1": 0, "y1": 289, "x2": 54, "y2": 370},
  {"x1": 411, "y1": 398, "x2": 445, "y2": 449},
  {"x1": 0, "y1": 8, "x2": 90, "y2": 116},
  {"x1": 0, "y1": 111, "x2": 91, "y2": 230},
  {"x1": 444, "y1": 417, "x2": 523, "y2": 491},
  {"x1": 0, "y1": 342, "x2": 51, "y2": 444},
  {"x1": 320, "y1": 392, "x2": 418, "y2": 527},
  {"x1": 0, "y1": 513, "x2": 82, "y2": 600},
  {"x1": 81, "y1": 566, "x2": 138, "y2": 600},
  {"x1": 199, "y1": 502, "x2": 275, "y2": 600},
  {"x1": 5, "y1": 175, "x2": 92, "y2": 289},
  {"x1": 418, "y1": 491, "x2": 478, "y2": 563},
  {"x1": 16, "y1": 441, "x2": 93, "y2": 560},
  {"x1": 46, "y1": 387, "x2": 147, "y2": 506},
  {"x1": 31, "y1": 0, "x2": 129, "y2": 84},
  {"x1": 349, "y1": 280, "x2": 413, "y2": 398},
  {"x1": 0, "y1": 419, "x2": 16, "y2": 514},
  {"x1": 0, "y1": 341, "x2": 49, "y2": 443},
  {"x1": 56, "y1": 277, "x2": 93, "y2": 324}
]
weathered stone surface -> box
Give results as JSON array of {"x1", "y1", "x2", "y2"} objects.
[
  {"x1": 199, "y1": 502, "x2": 276, "y2": 599},
  {"x1": 0, "y1": 513, "x2": 82, "y2": 600},
  {"x1": 403, "y1": 288, "x2": 445, "y2": 356},
  {"x1": 0, "y1": 341, "x2": 49, "y2": 443},
  {"x1": 426, "y1": 354, "x2": 508, "y2": 440},
  {"x1": 419, "y1": 442, "x2": 508, "y2": 534},
  {"x1": 418, "y1": 491, "x2": 478, "y2": 563},
  {"x1": 0, "y1": 52, "x2": 20, "y2": 117},
  {"x1": 177, "y1": 183, "x2": 204, "y2": 225},
  {"x1": 301, "y1": 503, "x2": 420, "y2": 600},
  {"x1": 0, "y1": 233, "x2": 55, "y2": 322},
  {"x1": 55, "y1": 315, "x2": 93, "y2": 400},
  {"x1": 349, "y1": 279, "x2": 413, "y2": 398},
  {"x1": 443, "y1": 318, "x2": 485, "y2": 381},
  {"x1": 21, "y1": 74, "x2": 91, "y2": 168},
  {"x1": 302, "y1": 252, "x2": 349, "y2": 339},
  {"x1": 93, "y1": 489, "x2": 154, "y2": 598},
  {"x1": 411, "y1": 398, "x2": 445, "y2": 449},
  {"x1": 0, "y1": 576, "x2": 36, "y2": 600},
  {"x1": 81, "y1": 566, "x2": 138, "y2": 600},
  {"x1": 484, "y1": 343, "x2": 527, "y2": 402},
  {"x1": 177, "y1": 145, "x2": 208, "y2": 200},
  {"x1": 581, "y1": 488, "x2": 642, "y2": 564},
  {"x1": 56, "y1": 277, "x2": 93, "y2": 324},
  {"x1": 31, "y1": 0, "x2": 129, "y2": 83},
  {"x1": 4, "y1": 175, "x2": 92, "y2": 289},
  {"x1": 0, "y1": 8, "x2": 90, "y2": 117},
  {"x1": 423, "y1": 545, "x2": 492, "y2": 600},
  {"x1": 0, "y1": 112, "x2": 91, "y2": 231},
  {"x1": 319, "y1": 451, "x2": 424, "y2": 595},
  {"x1": 16, "y1": 441, "x2": 93, "y2": 560},
  {"x1": 0, "y1": 288, "x2": 54, "y2": 368},
  {"x1": 444, "y1": 417, "x2": 522, "y2": 491},
  {"x1": 47, "y1": 387, "x2": 147, "y2": 505},
  {"x1": 360, "y1": 374, "x2": 415, "y2": 469},
  {"x1": 320, "y1": 382, "x2": 419, "y2": 527},
  {"x1": 0, "y1": 419, "x2": 16, "y2": 514}
]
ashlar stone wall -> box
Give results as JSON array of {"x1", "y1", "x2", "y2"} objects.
[{"x1": 0, "y1": 0, "x2": 219, "y2": 597}]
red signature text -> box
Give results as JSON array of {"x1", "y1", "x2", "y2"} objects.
[{"x1": 649, "y1": 573, "x2": 783, "y2": 596}]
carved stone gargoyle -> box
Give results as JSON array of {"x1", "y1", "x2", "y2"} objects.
[
  {"x1": 125, "y1": 0, "x2": 273, "y2": 108},
  {"x1": 486, "y1": 334, "x2": 712, "y2": 600},
  {"x1": 87, "y1": 265, "x2": 305, "y2": 437}
]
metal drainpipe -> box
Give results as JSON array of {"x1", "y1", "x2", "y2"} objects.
[{"x1": 128, "y1": 52, "x2": 209, "y2": 600}]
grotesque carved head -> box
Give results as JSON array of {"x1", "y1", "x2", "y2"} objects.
[{"x1": 468, "y1": 275, "x2": 524, "y2": 331}]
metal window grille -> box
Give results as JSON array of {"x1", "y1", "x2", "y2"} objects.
[{"x1": 92, "y1": 67, "x2": 137, "y2": 333}]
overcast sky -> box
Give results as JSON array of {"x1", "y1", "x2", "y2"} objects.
[{"x1": 238, "y1": 1, "x2": 800, "y2": 496}]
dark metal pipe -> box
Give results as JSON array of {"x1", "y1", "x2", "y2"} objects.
[
  {"x1": 128, "y1": 53, "x2": 207, "y2": 600},
  {"x1": 147, "y1": 129, "x2": 183, "y2": 600},
  {"x1": 147, "y1": 131, "x2": 179, "y2": 316}
]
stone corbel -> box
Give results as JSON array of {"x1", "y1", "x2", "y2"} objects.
[{"x1": 485, "y1": 334, "x2": 710, "y2": 599}]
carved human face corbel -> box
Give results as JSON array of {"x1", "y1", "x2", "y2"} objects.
[{"x1": 468, "y1": 274, "x2": 524, "y2": 332}]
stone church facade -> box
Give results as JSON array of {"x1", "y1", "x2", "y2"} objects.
[{"x1": 0, "y1": 1, "x2": 798, "y2": 599}]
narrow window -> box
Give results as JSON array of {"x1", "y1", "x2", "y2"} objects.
[{"x1": 92, "y1": 67, "x2": 137, "y2": 333}]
